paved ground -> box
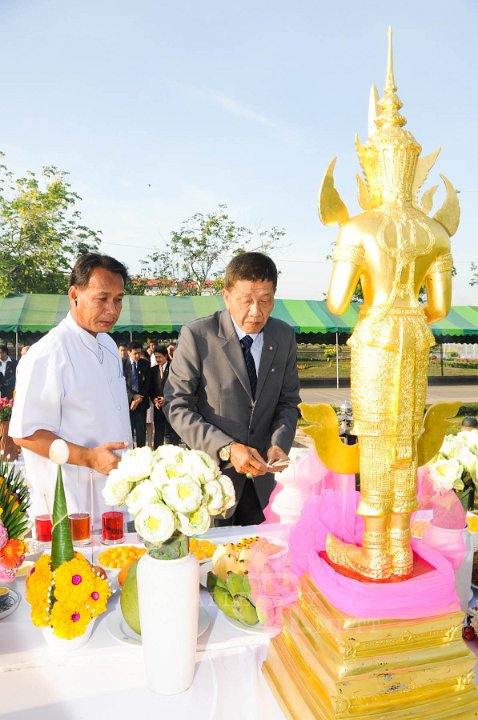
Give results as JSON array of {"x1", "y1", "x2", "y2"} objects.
[{"x1": 300, "y1": 384, "x2": 478, "y2": 406}]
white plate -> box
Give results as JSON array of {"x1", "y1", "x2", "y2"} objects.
[
  {"x1": 15, "y1": 561, "x2": 34, "y2": 580},
  {"x1": 0, "y1": 587, "x2": 21, "y2": 619},
  {"x1": 200, "y1": 560, "x2": 213, "y2": 588},
  {"x1": 107, "y1": 606, "x2": 210, "y2": 646},
  {"x1": 223, "y1": 613, "x2": 277, "y2": 636}
]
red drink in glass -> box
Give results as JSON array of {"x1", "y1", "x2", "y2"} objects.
[
  {"x1": 35, "y1": 514, "x2": 52, "y2": 543},
  {"x1": 101, "y1": 511, "x2": 124, "y2": 545},
  {"x1": 68, "y1": 513, "x2": 91, "y2": 545}
]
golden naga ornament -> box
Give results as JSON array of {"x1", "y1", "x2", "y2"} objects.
[{"x1": 306, "y1": 27, "x2": 460, "y2": 581}]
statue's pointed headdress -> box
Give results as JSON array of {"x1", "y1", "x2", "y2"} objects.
[{"x1": 356, "y1": 27, "x2": 422, "y2": 206}]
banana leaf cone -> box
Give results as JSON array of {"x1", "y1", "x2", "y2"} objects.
[{"x1": 50, "y1": 466, "x2": 74, "y2": 571}]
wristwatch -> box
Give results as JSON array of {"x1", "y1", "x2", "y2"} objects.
[{"x1": 219, "y1": 443, "x2": 233, "y2": 462}]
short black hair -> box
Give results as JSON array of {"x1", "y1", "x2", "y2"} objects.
[
  {"x1": 128, "y1": 341, "x2": 143, "y2": 351},
  {"x1": 70, "y1": 253, "x2": 128, "y2": 287},
  {"x1": 461, "y1": 416, "x2": 478, "y2": 428},
  {"x1": 0, "y1": 344, "x2": 8, "y2": 354},
  {"x1": 156, "y1": 345, "x2": 168, "y2": 356},
  {"x1": 224, "y1": 252, "x2": 277, "y2": 291}
]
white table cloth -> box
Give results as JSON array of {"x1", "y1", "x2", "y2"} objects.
[
  {"x1": 0, "y1": 526, "x2": 287, "y2": 720},
  {"x1": 1, "y1": 525, "x2": 476, "y2": 719}
]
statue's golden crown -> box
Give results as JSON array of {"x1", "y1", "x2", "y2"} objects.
[{"x1": 356, "y1": 28, "x2": 421, "y2": 206}]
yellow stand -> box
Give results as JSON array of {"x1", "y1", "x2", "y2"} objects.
[{"x1": 264, "y1": 574, "x2": 478, "y2": 719}]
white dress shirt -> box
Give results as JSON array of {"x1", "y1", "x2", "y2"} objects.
[{"x1": 9, "y1": 313, "x2": 132, "y2": 529}]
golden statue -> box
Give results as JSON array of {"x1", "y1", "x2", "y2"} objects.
[{"x1": 310, "y1": 28, "x2": 460, "y2": 580}]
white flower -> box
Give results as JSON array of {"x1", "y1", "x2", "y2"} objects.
[
  {"x1": 459, "y1": 430, "x2": 478, "y2": 455},
  {"x1": 162, "y1": 476, "x2": 203, "y2": 513},
  {"x1": 102, "y1": 469, "x2": 132, "y2": 506},
  {"x1": 150, "y1": 461, "x2": 174, "y2": 491},
  {"x1": 154, "y1": 444, "x2": 186, "y2": 463},
  {"x1": 184, "y1": 450, "x2": 219, "y2": 484},
  {"x1": 135, "y1": 502, "x2": 176, "y2": 543},
  {"x1": 176, "y1": 505, "x2": 211, "y2": 536},
  {"x1": 204, "y1": 478, "x2": 226, "y2": 514},
  {"x1": 117, "y1": 446, "x2": 154, "y2": 482},
  {"x1": 125, "y1": 480, "x2": 159, "y2": 516},
  {"x1": 440, "y1": 436, "x2": 459, "y2": 459},
  {"x1": 217, "y1": 474, "x2": 236, "y2": 511},
  {"x1": 458, "y1": 445, "x2": 477, "y2": 478},
  {"x1": 428, "y1": 457, "x2": 464, "y2": 492}
]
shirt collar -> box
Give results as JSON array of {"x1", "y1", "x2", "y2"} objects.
[{"x1": 66, "y1": 312, "x2": 104, "y2": 363}]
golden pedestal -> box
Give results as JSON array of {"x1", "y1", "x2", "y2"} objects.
[{"x1": 264, "y1": 574, "x2": 478, "y2": 719}]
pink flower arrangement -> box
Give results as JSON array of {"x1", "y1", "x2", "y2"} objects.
[{"x1": 0, "y1": 397, "x2": 13, "y2": 422}]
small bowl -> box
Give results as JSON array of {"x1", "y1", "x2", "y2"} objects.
[
  {"x1": 93, "y1": 550, "x2": 120, "y2": 590},
  {"x1": 24, "y1": 539, "x2": 45, "y2": 563}
]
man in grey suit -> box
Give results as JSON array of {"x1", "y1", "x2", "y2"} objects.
[{"x1": 163, "y1": 252, "x2": 300, "y2": 525}]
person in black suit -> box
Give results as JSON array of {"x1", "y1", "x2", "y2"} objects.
[
  {"x1": 0, "y1": 345, "x2": 17, "y2": 399},
  {"x1": 124, "y1": 341, "x2": 150, "y2": 447},
  {"x1": 164, "y1": 252, "x2": 300, "y2": 526},
  {"x1": 150, "y1": 346, "x2": 180, "y2": 447},
  {"x1": 118, "y1": 342, "x2": 129, "y2": 375}
]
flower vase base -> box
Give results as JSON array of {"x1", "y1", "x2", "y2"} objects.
[
  {"x1": 137, "y1": 551, "x2": 200, "y2": 695},
  {"x1": 40, "y1": 619, "x2": 95, "y2": 651}
]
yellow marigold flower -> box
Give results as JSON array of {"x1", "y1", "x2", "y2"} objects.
[
  {"x1": 88, "y1": 575, "x2": 111, "y2": 616},
  {"x1": 25, "y1": 555, "x2": 53, "y2": 611},
  {"x1": 53, "y1": 555, "x2": 94, "y2": 604},
  {"x1": 50, "y1": 601, "x2": 91, "y2": 640},
  {"x1": 31, "y1": 605, "x2": 51, "y2": 628}
]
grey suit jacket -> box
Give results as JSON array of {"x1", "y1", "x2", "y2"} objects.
[{"x1": 163, "y1": 310, "x2": 300, "y2": 465}]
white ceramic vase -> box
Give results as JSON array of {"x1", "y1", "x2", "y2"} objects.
[
  {"x1": 137, "y1": 550, "x2": 199, "y2": 694},
  {"x1": 41, "y1": 619, "x2": 95, "y2": 651}
]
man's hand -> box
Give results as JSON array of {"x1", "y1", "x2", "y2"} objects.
[
  {"x1": 230, "y1": 442, "x2": 268, "y2": 477},
  {"x1": 266, "y1": 445, "x2": 290, "y2": 472},
  {"x1": 87, "y1": 441, "x2": 129, "y2": 475},
  {"x1": 130, "y1": 394, "x2": 143, "y2": 411},
  {"x1": 12, "y1": 430, "x2": 129, "y2": 476},
  {"x1": 153, "y1": 396, "x2": 164, "y2": 409}
]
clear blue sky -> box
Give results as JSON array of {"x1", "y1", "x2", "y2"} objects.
[{"x1": 0, "y1": 0, "x2": 476, "y2": 304}]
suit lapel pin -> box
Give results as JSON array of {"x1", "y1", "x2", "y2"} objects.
[{"x1": 268, "y1": 345, "x2": 273, "y2": 351}]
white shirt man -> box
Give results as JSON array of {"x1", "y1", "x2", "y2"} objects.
[{"x1": 10, "y1": 255, "x2": 132, "y2": 529}]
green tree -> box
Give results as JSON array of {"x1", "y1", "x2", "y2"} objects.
[
  {"x1": 0, "y1": 155, "x2": 101, "y2": 294},
  {"x1": 470, "y1": 262, "x2": 478, "y2": 287},
  {"x1": 137, "y1": 205, "x2": 285, "y2": 296}
]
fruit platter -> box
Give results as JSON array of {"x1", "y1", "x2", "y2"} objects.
[{"x1": 206, "y1": 535, "x2": 289, "y2": 631}]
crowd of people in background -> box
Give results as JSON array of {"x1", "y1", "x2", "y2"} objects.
[
  {"x1": 120, "y1": 338, "x2": 181, "y2": 449},
  {"x1": 0, "y1": 343, "x2": 30, "y2": 399}
]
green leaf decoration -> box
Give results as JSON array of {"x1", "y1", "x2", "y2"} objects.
[
  {"x1": 51, "y1": 466, "x2": 74, "y2": 571},
  {"x1": 0, "y1": 456, "x2": 31, "y2": 539}
]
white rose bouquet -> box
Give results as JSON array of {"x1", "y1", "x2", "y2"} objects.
[
  {"x1": 103, "y1": 446, "x2": 235, "y2": 558},
  {"x1": 427, "y1": 429, "x2": 478, "y2": 510}
]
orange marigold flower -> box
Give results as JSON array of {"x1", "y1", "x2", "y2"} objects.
[{"x1": 0, "y1": 538, "x2": 25, "y2": 569}]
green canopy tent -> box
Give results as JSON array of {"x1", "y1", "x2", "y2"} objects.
[{"x1": 1, "y1": 294, "x2": 478, "y2": 341}]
